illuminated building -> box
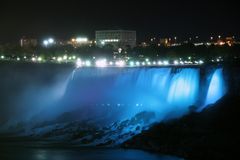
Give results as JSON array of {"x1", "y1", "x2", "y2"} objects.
[
  {"x1": 69, "y1": 37, "x2": 92, "y2": 47},
  {"x1": 20, "y1": 37, "x2": 38, "y2": 48},
  {"x1": 95, "y1": 30, "x2": 136, "y2": 49},
  {"x1": 215, "y1": 37, "x2": 235, "y2": 46},
  {"x1": 225, "y1": 37, "x2": 235, "y2": 46},
  {"x1": 159, "y1": 38, "x2": 171, "y2": 47}
]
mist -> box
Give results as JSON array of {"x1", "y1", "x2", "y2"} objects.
[{"x1": 0, "y1": 63, "x2": 226, "y2": 135}]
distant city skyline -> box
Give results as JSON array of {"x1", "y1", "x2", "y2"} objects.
[{"x1": 0, "y1": 0, "x2": 239, "y2": 43}]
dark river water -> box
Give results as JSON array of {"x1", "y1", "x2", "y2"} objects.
[{"x1": 0, "y1": 146, "x2": 183, "y2": 160}]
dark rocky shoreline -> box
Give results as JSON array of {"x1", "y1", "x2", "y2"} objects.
[{"x1": 122, "y1": 93, "x2": 240, "y2": 159}]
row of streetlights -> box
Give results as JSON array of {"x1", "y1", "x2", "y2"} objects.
[{"x1": 75, "y1": 59, "x2": 205, "y2": 68}]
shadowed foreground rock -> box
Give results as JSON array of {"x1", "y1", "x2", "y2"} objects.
[{"x1": 122, "y1": 94, "x2": 240, "y2": 159}]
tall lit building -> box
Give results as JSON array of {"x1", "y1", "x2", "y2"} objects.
[{"x1": 95, "y1": 30, "x2": 136, "y2": 49}]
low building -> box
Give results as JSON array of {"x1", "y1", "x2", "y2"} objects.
[
  {"x1": 68, "y1": 37, "x2": 92, "y2": 47},
  {"x1": 20, "y1": 37, "x2": 37, "y2": 48},
  {"x1": 159, "y1": 38, "x2": 171, "y2": 47},
  {"x1": 95, "y1": 30, "x2": 136, "y2": 49}
]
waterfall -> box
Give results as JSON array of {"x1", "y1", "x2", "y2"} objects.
[
  {"x1": 0, "y1": 67, "x2": 226, "y2": 132},
  {"x1": 196, "y1": 68, "x2": 226, "y2": 111},
  {"x1": 63, "y1": 67, "x2": 220, "y2": 124}
]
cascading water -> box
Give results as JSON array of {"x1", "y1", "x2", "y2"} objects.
[
  {"x1": 60, "y1": 67, "x2": 221, "y2": 124},
  {"x1": 0, "y1": 66, "x2": 226, "y2": 145},
  {"x1": 205, "y1": 68, "x2": 226, "y2": 105},
  {"x1": 197, "y1": 68, "x2": 226, "y2": 111}
]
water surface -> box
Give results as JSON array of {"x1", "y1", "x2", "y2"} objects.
[{"x1": 0, "y1": 147, "x2": 183, "y2": 160}]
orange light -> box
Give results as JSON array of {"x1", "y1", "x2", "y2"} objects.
[
  {"x1": 219, "y1": 42, "x2": 225, "y2": 45},
  {"x1": 71, "y1": 38, "x2": 76, "y2": 42}
]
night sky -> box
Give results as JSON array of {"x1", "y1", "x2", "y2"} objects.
[{"x1": 0, "y1": 0, "x2": 239, "y2": 43}]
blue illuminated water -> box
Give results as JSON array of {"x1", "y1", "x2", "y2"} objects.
[
  {"x1": 205, "y1": 69, "x2": 226, "y2": 104},
  {"x1": 198, "y1": 68, "x2": 226, "y2": 111},
  {"x1": 0, "y1": 64, "x2": 228, "y2": 159},
  {"x1": 0, "y1": 147, "x2": 183, "y2": 160},
  {"x1": 0, "y1": 66, "x2": 226, "y2": 134},
  {"x1": 60, "y1": 67, "x2": 225, "y2": 124}
]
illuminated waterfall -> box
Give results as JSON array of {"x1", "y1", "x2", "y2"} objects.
[
  {"x1": 203, "y1": 68, "x2": 226, "y2": 109},
  {"x1": 0, "y1": 67, "x2": 227, "y2": 133},
  {"x1": 167, "y1": 69, "x2": 199, "y2": 107},
  {"x1": 64, "y1": 67, "x2": 208, "y2": 123}
]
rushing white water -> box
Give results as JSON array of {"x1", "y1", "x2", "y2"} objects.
[
  {"x1": 0, "y1": 67, "x2": 226, "y2": 133},
  {"x1": 198, "y1": 68, "x2": 226, "y2": 111},
  {"x1": 58, "y1": 67, "x2": 225, "y2": 124}
]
